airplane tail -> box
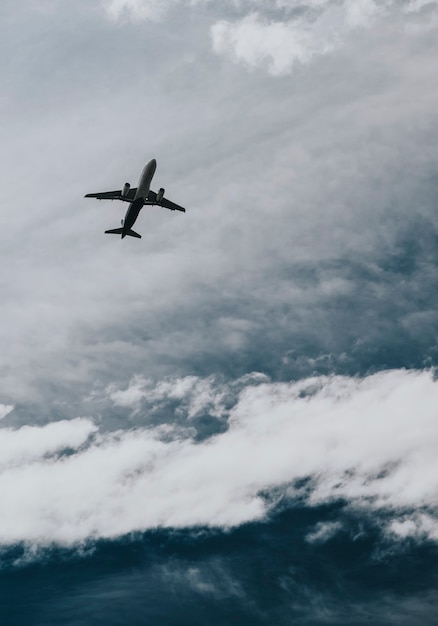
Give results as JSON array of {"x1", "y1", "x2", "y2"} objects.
[
  {"x1": 126, "y1": 229, "x2": 141, "y2": 239},
  {"x1": 105, "y1": 228, "x2": 123, "y2": 235},
  {"x1": 104, "y1": 228, "x2": 142, "y2": 239}
]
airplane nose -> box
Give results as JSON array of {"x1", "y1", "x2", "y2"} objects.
[{"x1": 150, "y1": 158, "x2": 157, "y2": 169}]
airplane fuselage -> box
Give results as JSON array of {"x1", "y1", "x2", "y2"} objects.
[{"x1": 121, "y1": 159, "x2": 157, "y2": 238}]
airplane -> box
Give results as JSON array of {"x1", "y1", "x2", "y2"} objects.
[{"x1": 84, "y1": 159, "x2": 185, "y2": 239}]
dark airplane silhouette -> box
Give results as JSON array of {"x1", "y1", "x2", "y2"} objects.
[{"x1": 85, "y1": 159, "x2": 185, "y2": 239}]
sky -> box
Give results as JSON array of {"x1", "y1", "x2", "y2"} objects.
[{"x1": 1, "y1": 0, "x2": 438, "y2": 623}]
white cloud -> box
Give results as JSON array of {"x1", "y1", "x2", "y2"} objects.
[
  {"x1": 305, "y1": 520, "x2": 343, "y2": 543},
  {"x1": 211, "y1": 12, "x2": 339, "y2": 76},
  {"x1": 388, "y1": 513, "x2": 438, "y2": 541},
  {"x1": 209, "y1": 1, "x2": 438, "y2": 75},
  {"x1": 345, "y1": 0, "x2": 380, "y2": 27},
  {"x1": 0, "y1": 405, "x2": 13, "y2": 420},
  {"x1": 405, "y1": 0, "x2": 438, "y2": 12},
  {"x1": 106, "y1": 372, "x2": 267, "y2": 418},
  {"x1": 0, "y1": 418, "x2": 97, "y2": 470},
  {"x1": 102, "y1": 0, "x2": 438, "y2": 73},
  {"x1": 1, "y1": 369, "x2": 438, "y2": 546},
  {"x1": 107, "y1": 375, "x2": 151, "y2": 410},
  {"x1": 104, "y1": 0, "x2": 171, "y2": 22},
  {"x1": 102, "y1": 0, "x2": 438, "y2": 74},
  {"x1": 209, "y1": 2, "x2": 388, "y2": 75}
]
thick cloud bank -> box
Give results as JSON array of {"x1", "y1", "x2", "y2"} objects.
[{"x1": 1, "y1": 369, "x2": 437, "y2": 546}]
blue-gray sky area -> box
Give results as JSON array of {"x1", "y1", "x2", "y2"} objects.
[{"x1": 1, "y1": 1, "x2": 438, "y2": 624}]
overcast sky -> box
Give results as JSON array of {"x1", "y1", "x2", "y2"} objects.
[{"x1": 1, "y1": 1, "x2": 438, "y2": 624}]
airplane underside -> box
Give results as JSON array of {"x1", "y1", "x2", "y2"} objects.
[{"x1": 85, "y1": 159, "x2": 185, "y2": 239}]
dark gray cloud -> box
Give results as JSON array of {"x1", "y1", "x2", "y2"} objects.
[{"x1": 1, "y1": 0, "x2": 438, "y2": 522}]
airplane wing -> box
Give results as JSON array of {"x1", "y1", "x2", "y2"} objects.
[
  {"x1": 84, "y1": 188, "x2": 137, "y2": 202},
  {"x1": 145, "y1": 190, "x2": 186, "y2": 213}
]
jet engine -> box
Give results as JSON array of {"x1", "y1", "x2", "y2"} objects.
[
  {"x1": 156, "y1": 188, "x2": 165, "y2": 203},
  {"x1": 122, "y1": 182, "x2": 130, "y2": 197}
]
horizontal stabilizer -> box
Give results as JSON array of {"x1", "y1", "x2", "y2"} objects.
[
  {"x1": 104, "y1": 228, "x2": 141, "y2": 239},
  {"x1": 126, "y1": 229, "x2": 141, "y2": 239},
  {"x1": 105, "y1": 228, "x2": 123, "y2": 235}
]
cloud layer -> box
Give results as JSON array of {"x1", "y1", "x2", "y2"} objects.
[
  {"x1": 1, "y1": 2, "x2": 438, "y2": 622},
  {"x1": 211, "y1": 1, "x2": 438, "y2": 74},
  {"x1": 104, "y1": 0, "x2": 438, "y2": 74},
  {"x1": 1, "y1": 369, "x2": 437, "y2": 546},
  {"x1": 1, "y1": 0, "x2": 437, "y2": 420}
]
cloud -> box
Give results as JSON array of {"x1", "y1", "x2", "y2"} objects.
[
  {"x1": 305, "y1": 520, "x2": 343, "y2": 543},
  {"x1": 211, "y1": 12, "x2": 338, "y2": 76},
  {"x1": 209, "y1": 1, "x2": 438, "y2": 75},
  {"x1": 104, "y1": 0, "x2": 384, "y2": 70},
  {"x1": 104, "y1": 0, "x2": 173, "y2": 22},
  {"x1": 0, "y1": 418, "x2": 97, "y2": 471},
  {"x1": 160, "y1": 559, "x2": 247, "y2": 600},
  {"x1": 405, "y1": 0, "x2": 438, "y2": 12},
  {"x1": 0, "y1": 405, "x2": 13, "y2": 421},
  {"x1": 2, "y1": 0, "x2": 438, "y2": 455},
  {"x1": 388, "y1": 513, "x2": 438, "y2": 541},
  {"x1": 2, "y1": 3, "x2": 438, "y2": 620},
  {"x1": 103, "y1": 0, "x2": 438, "y2": 74},
  {"x1": 106, "y1": 372, "x2": 268, "y2": 418},
  {"x1": 1, "y1": 369, "x2": 438, "y2": 546}
]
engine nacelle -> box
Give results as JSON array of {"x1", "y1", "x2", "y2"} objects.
[
  {"x1": 122, "y1": 182, "x2": 130, "y2": 197},
  {"x1": 156, "y1": 187, "x2": 165, "y2": 203}
]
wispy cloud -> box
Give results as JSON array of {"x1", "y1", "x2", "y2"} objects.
[
  {"x1": 1, "y1": 369, "x2": 438, "y2": 546},
  {"x1": 305, "y1": 520, "x2": 343, "y2": 543},
  {"x1": 0, "y1": 405, "x2": 13, "y2": 421},
  {"x1": 104, "y1": 0, "x2": 175, "y2": 22},
  {"x1": 106, "y1": 372, "x2": 268, "y2": 418}
]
